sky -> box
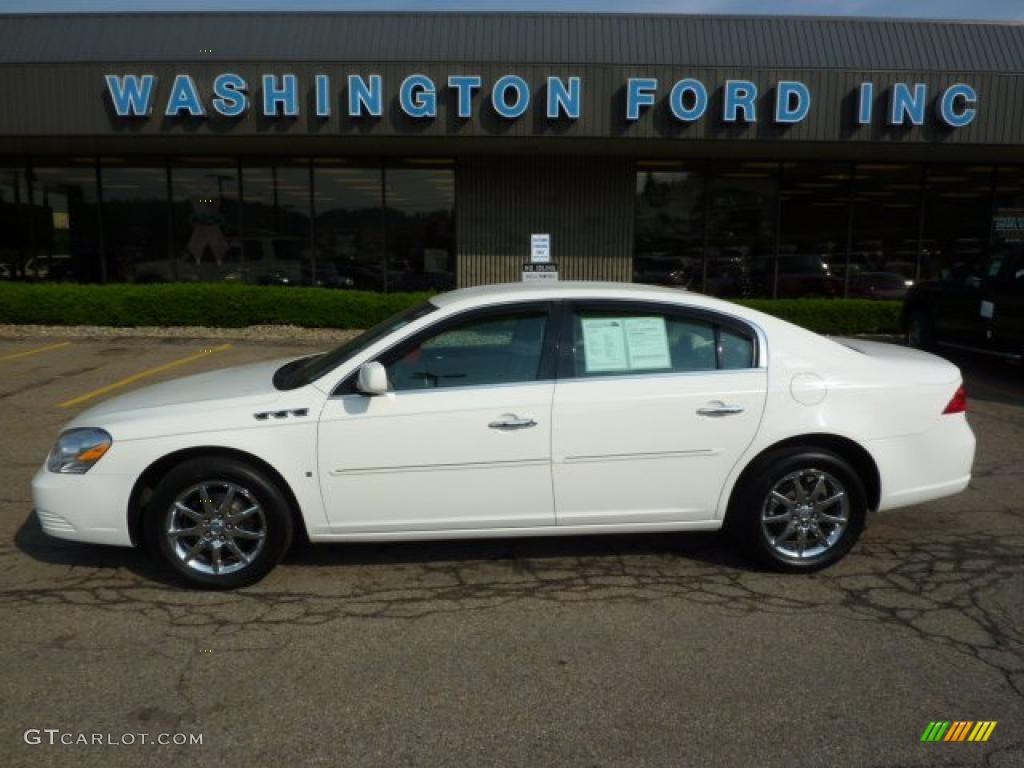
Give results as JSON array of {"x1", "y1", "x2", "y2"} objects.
[{"x1": 0, "y1": 0, "x2": 1021, "y2": 22}]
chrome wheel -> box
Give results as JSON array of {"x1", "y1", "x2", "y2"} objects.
[
  {"x1": 165, "y1": 481, "x2": 267, "y2": 576},
  {"x1": 761, "y1": 469, "x2": 849, "y2": 560}
]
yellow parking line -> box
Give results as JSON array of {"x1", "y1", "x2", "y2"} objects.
[
  {"x1": 58, "y1": 343, "x2": 232, "y2": 409},
  {"x1": 0, "y1": 341, "x2": 72, "y2": 362}
]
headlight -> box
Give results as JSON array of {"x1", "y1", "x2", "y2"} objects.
[{"x1": 46, "y1": 428, "x2": 112, "y2": 474}]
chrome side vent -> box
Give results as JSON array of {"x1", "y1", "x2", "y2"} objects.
[{"x1": 253, "y1": 408, "x2": 309, "y2": 421}]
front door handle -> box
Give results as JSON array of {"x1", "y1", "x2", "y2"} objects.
[
  {"x1": 489, "y1": 414, "x2": 537, "y2": 430},
  {"x1": 696, "y1": 401, "x2": 745, "y2": 417}
]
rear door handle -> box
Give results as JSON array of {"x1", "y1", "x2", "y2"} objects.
[
  {"x1": 696, "y1": 401, "x2": 745, "y2": 417},
  {"x1": 489, "y1": 414, "x2": 537, "y2": 430}
]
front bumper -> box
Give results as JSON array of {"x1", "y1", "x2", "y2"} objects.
[{"x1": 31, "y1": 464, "x2": 134, "y2": 546}]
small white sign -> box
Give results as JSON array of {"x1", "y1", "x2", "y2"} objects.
[
  {"x1": 530, "y1": 233, "x2": 551, "y2": 263},
  {"x1": 980, "y1": 300, "x2": 995, "y2": 319}
]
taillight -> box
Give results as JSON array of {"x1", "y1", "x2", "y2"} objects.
[{"x1": 943, "y1": 385, "x2": 968, "y2": 415}]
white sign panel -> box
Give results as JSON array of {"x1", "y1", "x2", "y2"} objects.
[
  {"x1": 530, "y1": 233, "x2": 551, "y2": 263},
  {"x1": 581, "y1": 316, "x2": 671, "y2": 373}
]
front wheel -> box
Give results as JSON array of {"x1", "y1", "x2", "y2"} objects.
[
  {"x1": 729, "y1": 449, "x2": 867, "y2": 572},
  {"x1": 144, "y1": 457, "x2": 293, "y2": 589}
]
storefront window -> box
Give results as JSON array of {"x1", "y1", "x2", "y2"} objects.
[
  {"x1": 922, "y1": 165, "x2": 993, "y2": 282},
  {"x1": 384, "y1": 164, "x2": 456, "y2": 292},
  {"x1": 634, "y1": 162, "x2": 705, "y2": 290},
  {"x1": 993, "y1": 166, "x2": 1024, "y2": 249},
  {"x1": 170, "y1": 159, "x2": 240, "y2": 283},
  {"x1": 0, "y1": 161, "x2": 31, "y2": 281},
  {"x1": 849, "y1": 164, "x2": 922, "y2": 287},
  {"x1": 27, "y1": 159, "x2": 101, "y2": 282},
  {"x1": 241, "y1": 160, "x2": 312, "y2": 286},
  {"x1": 101, "y1": 158, "x2": 169, "y2": 282},
  {"x1": 707, "y1": 162, "x2": 778, "y2": 298},
  {"x1": 313, "y1": 162, "x2": 385, "y2": 291},
  {"x1": 778, "y1": 163, "x2": 848, "y2": 298}
]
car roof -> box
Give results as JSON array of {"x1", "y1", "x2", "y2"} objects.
[{"x1": 429, "y1": 280, "x2": 749, "y2": 317}]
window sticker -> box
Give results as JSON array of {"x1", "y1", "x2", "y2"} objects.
[{"x1": 581, "y1": 316, "x2": 671, "y2": 373}]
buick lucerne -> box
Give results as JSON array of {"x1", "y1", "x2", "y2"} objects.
[{"x1": 33, "y1": 282, "x2": 976, "y2": 588}]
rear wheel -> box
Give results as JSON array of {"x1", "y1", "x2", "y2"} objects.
[
  {"x1": 144, "y1": 457, "x2": 293, "y2": 589},
  {"x1": 729, "y1": 448, "x2": 867, "y2": 572}
]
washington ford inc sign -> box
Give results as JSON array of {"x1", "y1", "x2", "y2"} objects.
[{"x1": 104, "y1": 73, "x2": 979, "y2": 128}]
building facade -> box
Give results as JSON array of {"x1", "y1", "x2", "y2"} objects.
[{"x1": 1, "y1": 12, "x2": 1023, "y2": 297}]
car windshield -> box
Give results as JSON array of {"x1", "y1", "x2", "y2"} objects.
[{"x1": 273, "y1": 301, "x2": 438, "y2": 390}]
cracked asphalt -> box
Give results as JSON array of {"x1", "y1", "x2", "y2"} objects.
[{"x1": 0, "y1": 334, "x2": 1021, "y2": 768}]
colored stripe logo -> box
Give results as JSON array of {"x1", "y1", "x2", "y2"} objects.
[{"x1": 920, "y1": 721, "x2": 997, "y2": 742}]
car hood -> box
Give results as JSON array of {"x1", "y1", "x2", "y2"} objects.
[{"x1": 71, "y1": 357, "x2": 297, "y2": 423}]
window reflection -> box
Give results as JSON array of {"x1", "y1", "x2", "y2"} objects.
[
  {"x1": 241, "y1": 161, "x2": 311, "y2": 286},
  {"x1": 313, "y1": 163, "x2": 385, "y2": 290},
  {"x1": 101, "y1": 159, "x2": 168, "y2": 283},
  {"x1": 779, "y1": 163, "x2": 847, "y2": 298},
  {"x1": 0, "y1": 162, "x2": 29, "y2": 280},
  {"x1": 923, "y1": 165, "x2": 993, "y2": 283},
  {"x1": 29, "y1": 159, "x2": 101, "y2": 282},
  {"x1": 707, "y1": 162, "x2": 778, "y2": 298},
  {"x1": 384, "y1": 165, "x2": 455, "y2": 292},
  {"x1": 850, "y1": 164, "x2": 922, "y2": 288},
  {"x1": 634, "y1": 163, "x2": 705, "y2": 290},
  {"x1": 171, "y1": 159, "x2": 240, "y2": 283}
]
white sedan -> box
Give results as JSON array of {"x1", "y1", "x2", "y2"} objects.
[{"x1": 33, "y1": 282, "x2": 975, "y2": 588}]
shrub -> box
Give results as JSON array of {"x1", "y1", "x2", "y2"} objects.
[{"x1": 0, "y1": 283, "x2": 902, "y2": 335}]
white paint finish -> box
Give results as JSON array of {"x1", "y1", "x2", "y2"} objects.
[
  {"x1": 552, "y1": 370, "x2": 767, "y2": 523},
  {"x1": 316, "y1": 383, "x2": 556, "y2": 531},
  {"x1": 31, "y1": 281, "x2": 976, "y2": 554},
  {"x1": 790, "y1": 372, "x2": 827, "y2": 406}
]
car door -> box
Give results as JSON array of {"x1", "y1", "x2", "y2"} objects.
[
  {"x1": 551, "y1": 301, "x2": 768, "y2": 525},
  {"x1": 987, "y1": 249, "x2": 1024, "y2": 355},
  {"x1": 317, "y1": 302, "x2": 559, "y2": 533}
]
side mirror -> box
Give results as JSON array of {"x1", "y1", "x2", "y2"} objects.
[{"x1": 356, "y1": 361, "x2": 389, "y2": 396}]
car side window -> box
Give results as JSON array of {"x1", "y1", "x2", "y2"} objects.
[
  {"x1": 571, "y1": 309, "x2": 754, "y2": 377},
  {"x1": 386, "y1": 312, "x2": 549, "y2": 391}
]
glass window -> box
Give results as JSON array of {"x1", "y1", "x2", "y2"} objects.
[
  {"x1": 384, "y1": 164, "x2": 455, "y2": 292},
  {"x1": 386, "y1": 311, "x2": 548, "y2": 391},
  {"x1": 992, "y1": 167, "x2": 1024, "y2": 252},
  {"x1": 27, "y1": 159, "x2": 101, "y2": 282},
  {"x1": 0, "y1": 162, "x2": 29, "y2": 281},
  {"x1": 707, "y1": 162, "x2": 778, "y2": 298},
  {"x1": 571, "y1": 311, "x2": 754, "y2": 377},
  {"x1": 171, "y1": 159, "x2": 240, "y2": 283},
  {"x1": 718, "y1": 326, "x2": 755, "y2": 370},
  {"x1": 779, "y1": 163, "x2": 848, "y2": 298},
  {"x1": 100, "y1": 158, "x2": 168, "y2": 283},
  {"x1": 634, "y1": 163, "x2": 705, "y2": 290},
  {"x1": 850, "y1": 164, "x2": 922, "y2": 287},
  {"x1": 922, "y1": 165, "x2": 993, "y2": 282},
  {"x1": 241, "y1": 160, "x2": 312, "y2": 286},
  {"x1": 313, "y1": 162, "x2": 385, "y2": 291}
]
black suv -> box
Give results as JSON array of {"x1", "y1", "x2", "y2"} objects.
[{"x1": 902, "y1": 245, "x2": 1024, "y2": 362}]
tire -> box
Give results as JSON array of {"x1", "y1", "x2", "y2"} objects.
[
  {"x1": 143, "y1": 457, "x2": 293, "y2": 589},
  {"x1": 728, "y1": 448, "x2": 867, "y2": 573},
  {"x1": 906, "y1": 309, "x2": 935, "y2": 351}
]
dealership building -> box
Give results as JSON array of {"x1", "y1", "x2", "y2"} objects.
[{"x1": 1, "y1": 11, "x2": 1023, "y2": 296}]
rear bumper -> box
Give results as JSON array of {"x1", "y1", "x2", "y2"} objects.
[
  {"x1": 31, "y1": 464, "x2": 134, "y2": 546},
  {"x1": 869, "y1": 414, "x2": 976, "y2": 512}
]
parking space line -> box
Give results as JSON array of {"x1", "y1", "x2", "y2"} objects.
[
  {"x1": 58, "y1": 343, "x2": 232, "y2": 409},
  {"x1": 0, "y1": 341, "x2": 72, "y2": 363}
]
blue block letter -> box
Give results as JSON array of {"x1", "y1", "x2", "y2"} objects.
[
  {"x1": 724, "y1": 80, "x2": 757, "y2": 123},
  {"x1": 492, "y1": 75, "x2": 530, "y2": 119},
  {"x1": 889, "y1": 83, "x2": 927, "y2": 125},
  {"x1": 105, "y1": 74, "x2": 156, "y2": 117},
  {"x1": 348, "y1": 75, "x2": 382, "y2": 117},
  {"x1": 626, "y1": 78, "x2": 658, "y2": 121},
  {"x1": 546, "y1": 77, "x2": 581, "y2": 119},
  {"x1": 212, "y1": 73, "x2": 247, "y2": 117},
  {"x1": 400, "y1": 74, "x2": 437, "y2": 118},
  {"x1": 775, "y1": 81, "x2": 810, "y2": 124},
  {"x1": 939, "y1": 83, "x2": 977, "y2": 128},
  {"x1": 668, "y1": 78, "x2": 707, "y2": 121},
  {"x1": 448, "y1": 75, "x2": 481, "y2": 119},
  {"x1": 165, "y1": 74, "x2": 205, "y2": 117}
]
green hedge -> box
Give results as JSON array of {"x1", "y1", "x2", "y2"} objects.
[
  {"x1": 0, "y1": 282, "x2": 433, "y2": 329},
  {"x1": 737, "y1": 298, "x2": 902, "y2": 336},
  {"x1": 0, "y1": 282, "x2": 902, "y2": 335}
]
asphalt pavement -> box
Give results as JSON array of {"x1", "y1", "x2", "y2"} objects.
[{"x1": 0, "y1": 333, "x2": 1021, "y2": 768}]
